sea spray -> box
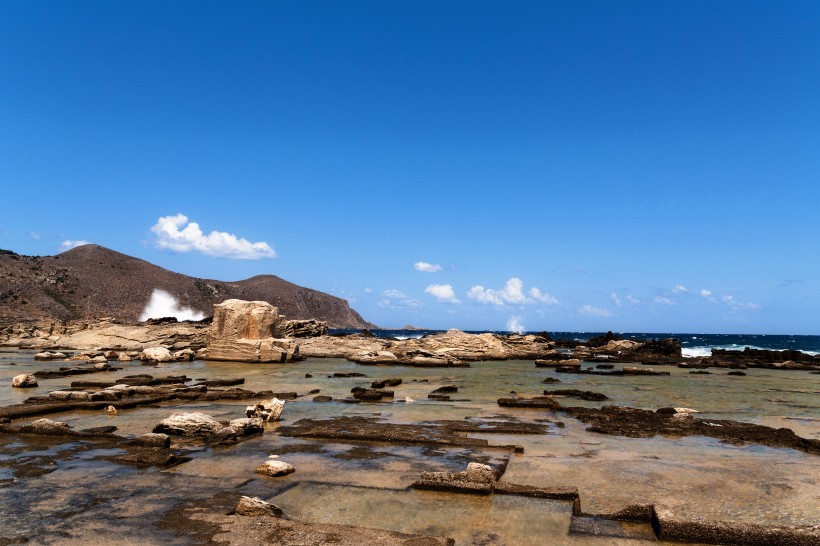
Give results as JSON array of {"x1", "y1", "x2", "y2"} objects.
[
  {"x1": 506, "y1": 316, "x2": 525, "y2": 334},
  {"x1": 139, "y1": 289, "x2": 205, "y2": 321}
]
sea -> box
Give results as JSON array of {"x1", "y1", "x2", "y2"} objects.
[{"x1": 330, "y1": 330, "x2": 820, "y2": 358}]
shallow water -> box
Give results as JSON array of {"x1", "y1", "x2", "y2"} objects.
[{"x1": 1, "y1": 348, "x2": 818, "y2": 544}]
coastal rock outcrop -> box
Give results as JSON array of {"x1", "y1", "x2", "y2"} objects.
[
  {"x1": 245, "y1": 398, "x2": 285, "y2": 422},
  {"x1": 198, "y1": 300, "x2": 302, "y2": 363}
]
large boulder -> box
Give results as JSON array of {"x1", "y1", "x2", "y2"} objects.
[
  {"x1": 140, "y1": 347, "x2": 174, "y2": 362},
  {"x1": 153, "y1": 412, "x2": 223, "y2": 437},
  {"x1": 209, "y1": 299, "x2": 283, "y2": 341},
  {"x1": 347, "y1": 350, "x2": 399, "y2": 364},
  {"x1": 12, "y1": 374, "x2": 38, "y2": 388},
  {"x1": 202, "y1": 300, "x2": 302, "y2": 362}
]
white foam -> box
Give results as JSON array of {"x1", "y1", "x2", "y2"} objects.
[
  {"x1": 139, "y1": 289, "x2": 205, "y2": 321},
  {"x1": 682, "y1": 347, "x2": 712, "y2": 358}
]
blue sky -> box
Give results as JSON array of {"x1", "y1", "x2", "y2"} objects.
[{"x1": 2, "y1": 1, "x2": 818, "y2": 334}]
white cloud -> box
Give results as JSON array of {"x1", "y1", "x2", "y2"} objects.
[
  {"x1": 672, "y1": 284, "x2": 689, "y2": 294},
  {"x1": 414, "y1": 261, "x2": 442, "y2": 273},
  {"x1": 425, "y1": 284, "x2": 460, "y2": 303},
  {"x1": 700, "y1": 288, "x2": 759, "y2": 310},
  {"x1": 611, "y1": 293, "x2": 622, "y2": 307},
  {"x1": 529, "y1": 287, "x2": 559, "y2": 305},
  {"x1": 139, "y1": 289, "x2": 205, "y2": 321},
  {"x1": 364, "y1": 287, "x2": 373, "y2": 294},
  {"x1": 467, "y1": 285, "x2": 504, "y2": 305},
  {"x1": 378, "y1": 289, "x2": 421, "y2": 308},
  {"x1": 578, "y1": 305, "x2": 612, "y2": 317},
  {"x1": 61, "y1": 240, "x2": 91, "y2": 250},
  {"x1": 467, "y1": 278, "x2": 555, "y2": 306},
  {"x1": 654, "y1": 296, "x2": 675, "y2": 305},
  {"x1": 150, "y1": 214, "x2": 276, "y2": 259}
]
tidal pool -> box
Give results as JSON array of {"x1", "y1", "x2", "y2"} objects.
[{"x1": 0, "y1": 348, "x2": 817, "y2": 544}]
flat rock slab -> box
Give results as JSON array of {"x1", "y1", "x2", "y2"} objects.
[
  {"x1": 562, "y1": 405, "x2": 820, "y2": 455},
  {"x1": 653, "y1": 507, "x2": 820, "y2": 546},
  {"x1": 497, "y1": 397, "x2": 560, "y2": 409},
  {"x1": 569, "y1": 516, "x2": 658, "y2": 541},
  {"x1": 277, "y1": 416, "x2": 546, "y2": 451},
  {"x1": 185, "y1": 508, "x2": 455, "y2": 545},
  {"x1": 542, "y1": 389, "x2": 609, "y2": 401}
]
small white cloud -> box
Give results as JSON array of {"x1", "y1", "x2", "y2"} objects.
[
  {"x1": 425, "y1": 284, "x2": 460, "y2": 303},
  {"x1": 364, "y1": 287, "x2": 373, "y2": 294},
  {"x1": 378, "y1": 289, "x2": 421, "y2": 308},
  {"x1": 672, "y1": 284, "x2": 689, "y2": 294},
  {"x1": 529, "y1": 287, "x2": 559, "y2": 305},
  {"x1": 150, "y1": 214, "x2": 275, "y2": 260},
  {"x1": 139, "y1": 289, "x2": 205, "y2": 321},
  {"x1": 467, "y1": 285, "x2": 504, "y2": 305},
  {"x1": 721, "y1": 294, "x2": 761, "y2": 311},
  {"x1": 700, "y1": 289, "x2": 713, "y2": 298},
  {"x1": 611, "y1": 293, "x2": 622, "y2": 307},
  {"x1": 626, "y1": 295, "x2": 641, "y2": 305},
  {"x1": 578, "y1": 305, "x2": 612, "y2": 317},
  {"x1": 61, "y1": 240, "x2": 91, "y2": 250},
  {"x1": 414, "y1": 261, "x2": 442, "y2": 273},
  {"x1": 467, "y1": 278, "x2": 551, "y2": 306},
  {"x1": 654, "y1": 296, "x2": 675, "y2": 305}
]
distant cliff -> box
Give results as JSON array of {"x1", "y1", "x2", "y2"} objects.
[{"x1": 0, "y1": 245, "x2": 374, "y2": 328}]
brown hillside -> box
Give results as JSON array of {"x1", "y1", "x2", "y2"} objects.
[{"x1": 0, "y1": 245, "x2": 373, "y2": 328}]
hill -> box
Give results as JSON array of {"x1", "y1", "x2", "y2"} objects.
[{"x1": 0, "y1": 245, "x2": 374, "y2": 328}]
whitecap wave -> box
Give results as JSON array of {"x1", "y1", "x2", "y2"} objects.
[{"x1": 682, "y1": 347, "x2": 712, "y2": 358}]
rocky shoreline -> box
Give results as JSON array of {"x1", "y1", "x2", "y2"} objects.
[{"x1": 1, "y1": 300, "x2": 818, "y2": 544}]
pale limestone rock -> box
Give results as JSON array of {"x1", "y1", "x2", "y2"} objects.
[
  {"x1": 245, "y1": 398, "x2": 285, "y2": 422},
  {"x1": 21, "y1": 418, "x2": 71, "y2": 434},
  {"x1": 210, "y1": 299, "x2": 283, "y2": 341},
  {"x1": 49, "y1": 390, "x2": 90, "y2": 401},
  {"x1": 255, "y1": 459, "x2": 295, "y2": 477},
  {"x1": 229, "y1": 417, "x2": 264, "y2": 435},
  {"x1": 90, "y1": 355, "x2": 108, "y2": 363},
  {"x1": 153, "y1": 412, "x2": 223, "y2": 437},
  {"x1": 106, "y1": 405, "x2": 117, "y2": 415},
  {"x1": 12, "y1": 374, "x2": 38, "y2": 388},
  {"x1": 347, "y1": 350, "x2": 399, "y2": 364},
  {"x1": 235, "y1": 496, "x2": 283, "y2": 517},
  {"x1": 140, "y1": 347, "x2": 173, "y2": 362}
]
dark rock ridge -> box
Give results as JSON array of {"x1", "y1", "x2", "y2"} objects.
[{"x1": 0, "y1": 244, "x2": 373, "y2": 328}]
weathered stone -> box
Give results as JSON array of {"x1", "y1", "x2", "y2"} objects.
[
  {"x1": 245, "y1": 398, "x2": 285, "y2": 422},
  {"x1": 153, "y1": 412, "x2": 223, "y2": 437},
  {"x1": 131, "y1": 432, "x2": 171, "y2": 448},
  {"x1": 172, "y1": 348, "x2": 196, "y2": 361},
  {"x1": 348, "y1": 350, "x2": 399, "y2": 364},
  {"x1": 140, "y1": 347, "x2": 173, "y2": 362},
  {"x1": 11, "y1": 373, "x2": 38, "y2": 388},
  {"x1": 543, "y1": 389, "x2": 608, "y2": 401},
  {"x1": 255, "y1": 459, "x2": 295, "y2": 477},
  {"x1": 19, "y1": 418, "x2": 72, "y2": 435},
  {"x1": 536, "y1": 358, "x2": 581, "y2": 367},
  {"x1": 235, "y1": 495, "x2": 283, "y2": 517},
  {"x1": 498, "y1": 396, "x2": 560, "y2": 409},
  {"x1": 229, "y1": 417, "x2": 264, "y2": 435},
  {"x1": 49, "y1": 390, "x2": 90, "y2": 401}
]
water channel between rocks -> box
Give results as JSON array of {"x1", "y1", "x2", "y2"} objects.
[{"x1": 1, "y1": 347, "x2": 818, "y2": 545}]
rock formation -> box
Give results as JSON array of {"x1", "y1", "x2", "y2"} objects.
[{"x1": 197, "y1": 300, "x2": 306, "y2": 362}]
